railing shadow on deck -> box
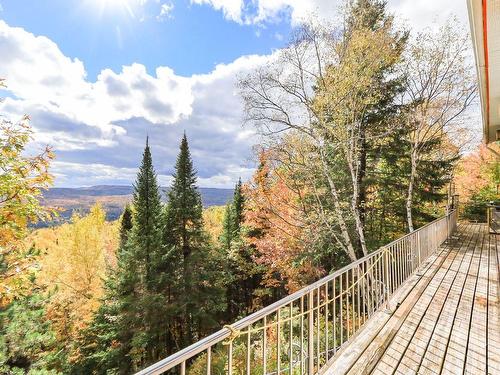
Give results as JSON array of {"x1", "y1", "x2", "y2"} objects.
[{"x1": 136, "y1": 210, "x2": 458, "y2": 375}]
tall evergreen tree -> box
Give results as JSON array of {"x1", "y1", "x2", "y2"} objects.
[
  {"x1": 164, "y1": 134, "x2": 224, "y2": 348},
  {"x1": 220, "y1": 180, "x2": 244, "y2": 251},
  {"x1": 219, "y1": 180, "x2": 262, "y2": 319},
  {"x1": 74, "y1": 138, "x2": 170, "y2": 374},
  {"x1": 164, "y1": 134, "x2": 205, "y2": 271},
  {"x1": 345, "y1": 0, "x2": 408, "y2": 256},
  {"x1": 233, "y1": 178, "x2": 244, "y2": 234},
  {"x1": 221, "y1": 202, "x2": 234, "y2": 251},
  {"x1": 130, "y1": 137, "x2": 164, "y2": 290},
  {"x1": 125, "y1": 137, "x2": 169, "y2": 368}
]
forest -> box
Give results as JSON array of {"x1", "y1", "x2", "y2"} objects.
[{"x1": 1, "y1": 1, "x2": 499, "y2": 374}]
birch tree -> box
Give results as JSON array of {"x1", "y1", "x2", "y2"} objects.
[
  {"x1": 239, "y1": 0, "x2": 406, "y2": 260},
  {"x1": 403, "y1": 20, "x2": 477, "y2": 231}
]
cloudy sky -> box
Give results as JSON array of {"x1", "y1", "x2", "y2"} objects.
[{"x1": 0, "y1": 0, "x2": 471, "y2": 188}]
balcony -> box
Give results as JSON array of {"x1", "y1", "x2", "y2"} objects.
[
  {"x1": 323, "y1": 222, "x2": 499, "y2": 374},
  {"x1": 133, "y1": 210, "x2": 500, "y2": 375}
]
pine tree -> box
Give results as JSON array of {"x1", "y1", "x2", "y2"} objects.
[
  {"x1": 220, "y1": 202, "x2": 234, "y2": 251},
  {"x1": 164, "y1": 134, "x2": 224, "y2": 347},
  {"x1": 74, "y1": 138, "x2": 170, "y2": 373},
  {"x1": 125, "y1": 137, "x2": 169, "y2": 368},
  {"x1": 0, "y1": 293, "x2": 64, "y2": 374},
  {"x1": 164, "y1": 134, "x2": 204, "y2": 269},
  {"x1": 130, "y1": 137, "x2": 164, "y2": 290},
  {"x1": 219, "y1": 180, "x2": 262, "y2": 320},
  {"x1": 233, "y1": 178, "x2": 244, "y2": 234},
  {"x1": 220, "y1": 179, "x2": 244, "y2": 252}
]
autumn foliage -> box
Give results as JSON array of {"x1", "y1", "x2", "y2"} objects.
[
  {"x1": 0, "y1": 111, "x2": 55, "y2": 306},
  {"x1": 455, "y1": 143, "x2": 499, "y2": 203},
  {"x1": 245, "y1": 150, "x2": 323, "y2": 292},
  {"x1": 29, "y1": 204, "x2": 119, "y2": 344}
]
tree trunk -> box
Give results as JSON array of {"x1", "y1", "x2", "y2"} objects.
[
  {"x1": 352, "y1": 203, "x2": 368, "y2": 257},
  {"x1": 320, "y1": 153, "x2": 358, "y2": 262},
  {"x1": 349, "y1": 129, "x2": 368, "y2": 258},
  {"x1": 352, "y1": 138, "x2": 368, "y2": 257}
]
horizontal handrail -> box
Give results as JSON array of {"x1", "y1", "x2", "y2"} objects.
[{"x1": 136, "y1": 209, "x2": 457, "y2": 375}]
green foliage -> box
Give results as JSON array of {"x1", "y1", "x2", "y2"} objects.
[
  {"x1": 233, "y1": 179, "x2": 244, "y2": 234},
  {"x1": 119, "y1": 205, "x2": 133, "y2": 248},
  {"x1": 164, "y1": 134, "x2": 205, "y2": 253},
  {"x1": 365, "y1": 132, "x2": 456, "y2": 246},
  {"x1": 462, "y1": 188, "x2": 499, "y2": 222},
  {"x1": 220, "y1": 181, "x2": 264, "y2": 320},
  {"x1": 0, "y1": 116, "x2": 55, "y2": 305},
  {"x1": 164, "y1": 134, "x2": 225, "y2": 348},
  {"x1": 0, "y1": 293, "x2": 63, "y2": 374},
  {"x1": 73, "y1": 138, "x2": 170, "y2": 373}
]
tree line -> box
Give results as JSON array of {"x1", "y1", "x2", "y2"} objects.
[{"x1": 70, "y1": 135, "x2": 253, "y2": 373}]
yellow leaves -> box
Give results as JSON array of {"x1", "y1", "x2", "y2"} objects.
[
  {"x1": 30, "y1": 203, "x2": 119, "y2": 343},
  {"x1": 203, "y1": 206, "x2": 225, "y2": 243},
  {"x1": 0, "y1": 117, "x2": 55, "y2": 305},
  {"x1": 312, "y1": 21, "x2": 403, "y2": 140}
]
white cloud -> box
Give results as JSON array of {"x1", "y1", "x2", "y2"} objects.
[
  {"x1": 389, "y1": 0, "x2": 468, "y2": 31},
  {"x1": 0, "y1": 0, "x2": 472, "y2": 188},
  {"x1": 51, "y1": 161, "x2": 139, "y2": 186},
  {"x1": 157, "y1": 1, "x2": 174, "y2": 21},
  {"x1": 0, "y1": 20, "x2": 193, "y2": 132},
  {"x1": 188, "y1": 0, "x2": 340, "y2": 25},
  {"x1": 191, "y1": 0, "x2": 469, "y2": 30},
  {"x1": 190, "y1": 0, "x2": 244, "y2": 23},
  {"x1": 0, "y1": 20, "x2": 268, "y2": 188}
]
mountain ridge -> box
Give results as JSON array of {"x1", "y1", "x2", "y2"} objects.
[{"x1": 39, "y1": 185, "x2": 234, "y2": 226}]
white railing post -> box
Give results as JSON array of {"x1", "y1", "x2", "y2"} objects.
[
  {"x1": 446, "y1": 213, "x2": 450, "y2": 239},
  {"x1": 308, "y1": 290, "x2": 314, "y2": 375},
  {"x1": 384, "y1": 249, "x2": 391, "y2": 311},
  {"x1": 417, "y1": 230, "x2": 421, "y2": 266}
]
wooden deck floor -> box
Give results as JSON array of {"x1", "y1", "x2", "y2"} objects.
[{"x1": 323, "y1": 223, "x2": 500, "y2": 375}]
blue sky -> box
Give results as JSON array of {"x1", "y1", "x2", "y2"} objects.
[
  {"x1": 0, "y1": 0, "x2": 470, "y2": 188},
  {"x1": 0, "y1": 0, "x2": 291, "y2": 80}
]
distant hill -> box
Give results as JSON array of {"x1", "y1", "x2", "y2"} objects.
[{"x1": 39, "y1": 185, "x2": 233, "y2": 226}]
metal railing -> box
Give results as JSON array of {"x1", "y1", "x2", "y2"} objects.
[{"x1": 137, "y1": 209, "x2": 457, "y2": 375}]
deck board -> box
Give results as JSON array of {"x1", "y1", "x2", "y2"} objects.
[
  {"x1": 322, "y1": 223, "x2": 499, "y2": 375},
  {"x1": 440, "y1": 225, "x2": 484, "y2": 375},
  {"x1": 417, "y1": 224, "x2": 480, "y2": 375},
  {"x1": 487, "y1": 231, "x2": 500, "y2": 375},
  {"x1": 464, "y1": 224, "x2": 488, "y2": 375},
  {"x1": 375, "y1": 223, "x2": 475, "y2": 375}
]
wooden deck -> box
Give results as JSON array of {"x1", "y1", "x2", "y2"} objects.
[{"x1": 322, "y1": 223, "x2": 500, "y2": 375}]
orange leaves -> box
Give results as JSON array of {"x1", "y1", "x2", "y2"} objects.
[
  {"x1": 455, "y1": 143, "x2": 500, "y2": 203},
  {"x1": 245, "y1": 150, "x2": 323, "y2": 293}
]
